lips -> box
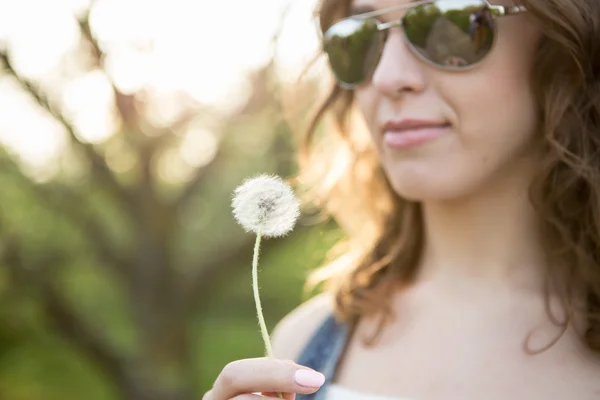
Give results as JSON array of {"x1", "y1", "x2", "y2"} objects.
[
  {"x1": 382, "y1": 119, "x2": 450, "y2": 149},
  {"x1": 383, "y1": 119, "x2": 449, "y2": 132}
]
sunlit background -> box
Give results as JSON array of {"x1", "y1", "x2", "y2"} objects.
[{"x1": 0, "y1": 0, "x2": 320, "y2": 174}]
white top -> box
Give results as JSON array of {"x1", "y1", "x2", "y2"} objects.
[{"x1": 325, "y1": 384, "x2": 415, "y2": 400}]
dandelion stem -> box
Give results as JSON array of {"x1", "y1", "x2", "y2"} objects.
[
  {"x1": 252, "y1": 228, "x2": 284, "y2": 399},
  {"x1": 252, "y1": 227, "x2": 274, "y2": 358}
]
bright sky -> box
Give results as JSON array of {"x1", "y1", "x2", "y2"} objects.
[{"x1": 0, "y1": 0, "x2": 321, "y2": 175}]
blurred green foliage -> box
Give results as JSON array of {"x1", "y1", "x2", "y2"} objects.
[
  {"x1": 197, "y1": 224, "x2": 344, "y2": 392},
  {"x1": 0, "y1": 200, "x2": 341, "y2": 400}
]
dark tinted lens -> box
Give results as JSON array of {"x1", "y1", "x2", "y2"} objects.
[
  {"x1": 323, "y1": 18, "x2": 382, "y2": 86},
  {"x1": 403, "y1": 0, "x2": 495, "y2": 68}
]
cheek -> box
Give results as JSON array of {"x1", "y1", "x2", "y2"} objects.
[
  {"x1": 449, "y1": 74, "x2": 538, "y2": 162},
  {"x1": 442, "y1": 21, "x2": 540, "y2": 165},
  {"x1": 451, "y1": 62, "x2": 537, "y2": 130},
  {"x1": 455, "y1": 14, "x2": 539, "y2": 123},
  {"x1": 354, "y1": 89, "x2": 378, "y2": 128}
]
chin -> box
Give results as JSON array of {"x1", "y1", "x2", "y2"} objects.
[
  {"x1": 384, "y1": 165, "x2": 476, "y2": 203},
  {"x1": 389, "y1": 180, "x2": 462, "y2": 202}
]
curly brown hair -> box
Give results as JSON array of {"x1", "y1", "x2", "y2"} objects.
[{"x1": 294, "y1": 0, "x2": 600, "y2": 352}]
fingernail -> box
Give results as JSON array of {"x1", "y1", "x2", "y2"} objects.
[{"x1": 294, "y1": 369, "x2": 325, "y2": 388}]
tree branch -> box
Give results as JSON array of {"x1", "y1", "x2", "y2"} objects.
[
  {"x1": 77, "y1": 8, "x2": 162, "y2": 204},
  {"x1": 77, "y1": 13, "x2": 139, "y2": 133},
  {"x1": 0, "y1": 52, "x2": 135, "y2": 212},
  {"x1": 41, "y1": 278, "x2": 133, "y2": 388},
  {"x1": 0, "y1": 239, "x2": 134, "y2": 392},
  {"x1": 172, "y1": 147, "x2": 225, "y2": 211},
  {"x1": 50, "y1": 185, "x2": 133, "y2": 279},
  {"x1": 77, "y1": 0, "x2": 102, "y2": 61},
  {"x1": 267, "y1": 1, "x2": 293, "y2": 68},
  {"x1": 0, "y1": 153, "x2": 131, "y2": 282},
  {"x1": 171, "y1": 2, "x2": 294, "y2": 212}
]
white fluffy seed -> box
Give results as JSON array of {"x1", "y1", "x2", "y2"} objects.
[{"x1": 231, "y1": 174, "x2": 300, "y2": 238}]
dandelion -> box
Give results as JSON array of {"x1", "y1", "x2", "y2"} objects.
[{"x1": 231, "y1": 174, "x2": 300, "y2": 360}]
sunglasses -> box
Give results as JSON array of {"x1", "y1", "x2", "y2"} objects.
[{"x1": 322, "y1": 0, "x2": 527, "y2": 89}]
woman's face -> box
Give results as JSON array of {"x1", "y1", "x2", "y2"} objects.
[{"x1": 351, "y1": 0, "x2": 542, "y2": 201}]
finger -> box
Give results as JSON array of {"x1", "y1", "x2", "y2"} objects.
[
  {"x1": 202, "y1": 389, "x2": 214, "y2": 400},
  {"x1": 261, "y1": 392, "x2": 296, "y2": 400},
  {"x1": 204, "y1": 389, "x2": 292, "y2": 400},
  {"x1": 211, "y1": 358, "x2": 325, "y2": 400}
]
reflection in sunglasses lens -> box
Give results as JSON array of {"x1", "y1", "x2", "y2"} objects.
[{"x1": 324, "y1": 18, "x2": 382, "y2": 86}]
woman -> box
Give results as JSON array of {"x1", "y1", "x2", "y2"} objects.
[{"x1": 204, "y1": 0, "x2": 600, "y2": 398}]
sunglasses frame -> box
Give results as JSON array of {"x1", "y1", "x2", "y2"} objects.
[{"x1": 323, "y1": 0, "x2": 528, "y2": 89}]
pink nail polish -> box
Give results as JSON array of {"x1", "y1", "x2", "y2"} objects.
[{"x1": 294, "y1": 369, "x2": 325, "y2": 388}]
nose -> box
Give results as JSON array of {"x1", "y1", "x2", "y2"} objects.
[{"x1": 371, "y1": 30, "x2": 426, "y2": 97}]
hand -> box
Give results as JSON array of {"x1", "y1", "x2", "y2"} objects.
[{"x1": 203, "y1": 357, "x2": 326, "y2": 400}]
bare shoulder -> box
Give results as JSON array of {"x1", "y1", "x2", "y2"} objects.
[{"x1": 271, "y1": 292, "x2": 335, "y2": 361}]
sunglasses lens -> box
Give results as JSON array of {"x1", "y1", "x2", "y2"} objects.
[
  {"x1": 403, "y1": 0, "x2": 495, "y2": 68},
  {"x1": 323, "y1": 18, "x2": 382, "y2": 87}
]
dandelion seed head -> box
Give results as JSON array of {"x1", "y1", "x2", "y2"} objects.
[{"x1": 231, "y1": 174, "x2": 300, "y2": 238}]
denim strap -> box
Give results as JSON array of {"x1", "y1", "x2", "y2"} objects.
[{"x1": 295, "y1": 314, "x2": 351, "y2": 400}]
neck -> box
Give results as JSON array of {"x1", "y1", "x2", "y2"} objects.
[{"x1": 416, "y1": 162, "x2": 550, "y2": 296}]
